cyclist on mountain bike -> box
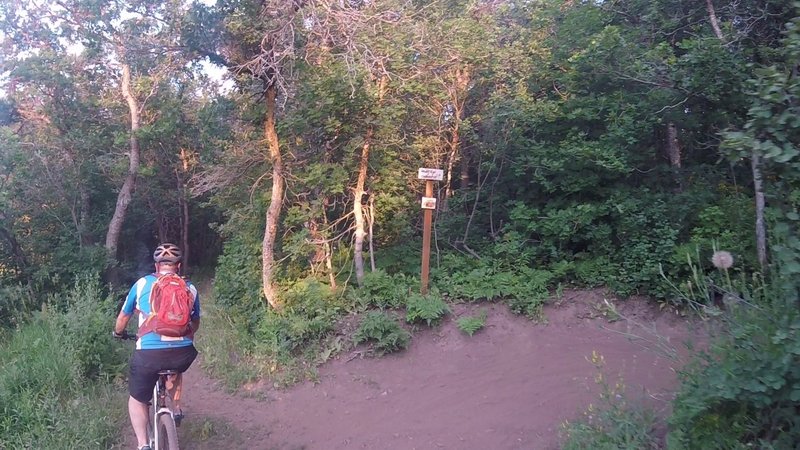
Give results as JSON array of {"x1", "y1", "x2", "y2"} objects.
[{"x1": 113, "y1": 243, "x2": 200, "y2": 450}]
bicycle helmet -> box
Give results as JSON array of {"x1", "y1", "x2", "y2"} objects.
[{"x1": 153, "y1": 243, "x2": 182, "y2": 263}]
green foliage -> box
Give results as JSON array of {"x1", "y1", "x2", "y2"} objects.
[
  {"x1": 350, "y1": 269, "x2": 414, "y2": 309},
  {"x1": 668, "y1": 289, "x2": 800, "y2": 449},
  {"x1": 257, "y1": 278, "x2": 344, "y2": 356},
  {"x1": 54, "y1": 275, "x2": 131, "y2": 379},
  {"x1": 456, "y1": 310, "x2": 487, "y2": 336},
  {"x1": 405, "y1": 289, "x2": 449, "y2": 326},
  {"x1": 0, "y1": 284, "x2": 37, "y2": 328},
  {"x1": 353, "y1": 311, "x2": 411, "y2": 356},
  {"x1": 0, "y1": 277, "x2": 129, "y2": 449},
  {"x1": 561, "y1": 353, "x2": 660, "y2": 450},
  {"x1": 212, "y1": 213, "x2": 266, "y2": 331},
  {"x1": 434, "y1": 255, "x2": 552, "y2": 319}
]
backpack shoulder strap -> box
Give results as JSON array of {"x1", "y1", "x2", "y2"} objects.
[{"x1": 136, "y1": 274, "x2": 164, "y2": 338}]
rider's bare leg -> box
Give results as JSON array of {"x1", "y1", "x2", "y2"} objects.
[
  {"x1": 166, "y1": 373, "x2": 183, "y2": 413},
  {"x1": 128, "y1": 396, "x2": 149, "y2": 447}
]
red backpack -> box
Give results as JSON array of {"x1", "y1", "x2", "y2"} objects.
[{"x1": 138, "y1": 273, "x2": 194, "y2": 338}]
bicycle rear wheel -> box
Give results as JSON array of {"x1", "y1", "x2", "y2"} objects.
[{"x1": 157, "y1": 414, "x2": 180, "y2": 450}]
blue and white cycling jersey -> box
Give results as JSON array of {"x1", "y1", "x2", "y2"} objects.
[{"x1": 122, "y1": 273, "x2": 201, "y2": 350}]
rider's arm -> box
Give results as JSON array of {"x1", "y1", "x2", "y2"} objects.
[
  {"x1": 115, "y1": 279, "x2": 142, "y2": 334},
  {"x1": 114, "y1": 310, "x2": 132, "y2": 335}
]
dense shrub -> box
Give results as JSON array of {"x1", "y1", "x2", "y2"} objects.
[
  {"x1": 0, "y1": 277, "x2": 129, "y2": 449},
  {"x1": 212, "y1": 227, "x2": 265, "y2": 331},
  {"x1": 668, "y1": 292, "x2": 800, "y2": 449},
  {"x1": 257, "y1": 277, "x2": 346, "y2": 355},
  {"x1": 349, "y1": 269, "x2": 414, "y2": 309}
]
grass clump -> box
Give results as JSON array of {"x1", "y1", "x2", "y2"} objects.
[
  {"x1": 456, "y1": 310, "x2": 488, "y2": 336},
  {"x1": 353, "y1": 311, "x2": 411, "y2": 356}
]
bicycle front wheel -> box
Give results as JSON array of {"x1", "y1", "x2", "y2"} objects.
[{"x1": 157, "y1": 414, "x2": 180, "y2": 450}]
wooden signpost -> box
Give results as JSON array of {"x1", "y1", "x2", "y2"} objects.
[{"x1": 418, "y1": 168, "x2": 443, "y2": 294}]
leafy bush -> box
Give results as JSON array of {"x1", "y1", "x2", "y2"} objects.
[
  {"x1": 405, "y1": 289, "x2": 449, "y2": 326},
  {"x1": 353, "y1": 311, "x2": 411, "y2": 356},
  {"x1": 212, "y1": 215, "x2": 268, "y2": 332},
  {"x1": 456, "y1": 310, "x2": 488, "y2": 336},
  {"x1": 667, "y1": 292, "x2": 800, "y2": 449},
  {"x1": 55, "y1": 275, "x2": 131, "y2": 379},
  {"x1": 571, "y1": 255, "x2": 617, "y2": 287},
  {"x1": 0, "y1": 283, "x2": 37, "y2": 328},
  {"x1": 350, "y1": 269, "x2": 413, "y2": 309},
  {"x1": 504, "y1": 267, "x2": 552, "y2": 319},
  {"x1": 257, "y1": 277, "x2": 344, "y2": 355},
  {"x1": 436, "y1": 258, "x2": 553, "y2": 312},
  {"x1": 0, "y1": 277, "x2": 129, "y2": 449}
]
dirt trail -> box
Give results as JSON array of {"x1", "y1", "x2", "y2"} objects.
[{"x1": 123, "y1": 290, "x2": 700, "y2": 450}]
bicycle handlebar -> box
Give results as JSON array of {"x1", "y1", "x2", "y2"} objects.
[{"x1": 112, "y1": 330, "x2": 137, "y2": 341}]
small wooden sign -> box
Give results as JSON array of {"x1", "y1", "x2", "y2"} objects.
[
  {"x1": 418, "y1": 168, "x2": 444, "y2": 181},
  {"x1": 421, "y1": 197, "x2": 437, "y2": 209}
]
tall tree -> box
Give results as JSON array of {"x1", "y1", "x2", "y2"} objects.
[{"x1": 184, "y1": 0, "x2": 305, "y2": 307}]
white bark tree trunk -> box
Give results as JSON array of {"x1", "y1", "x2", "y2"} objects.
[
  {"x1": 262, "y1": 84, "x2": 285, "y2": 308},
  {"x1": 105, "y1": 63, "x2": 140, "y2": 260}
]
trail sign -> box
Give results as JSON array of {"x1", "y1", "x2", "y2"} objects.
[
  {"x1": 418, "y1": 168, "x2": 444, "y2": 181},
  {"x1": 421, "y1": 197, "x2": 437, "y2": 210},
  {"x1": 417, "y1": 167, "x2": 442, "y2": 295}
]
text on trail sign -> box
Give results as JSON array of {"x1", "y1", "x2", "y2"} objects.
[
  {"x1": 418, "y1": 168, "x2": 444, "y2": 181},
  {"x1": 421, "y1": 197, "x2": 437, "y2": 210}
]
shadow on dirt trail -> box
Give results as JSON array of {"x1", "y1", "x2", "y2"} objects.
[{"x1": 125, "y1": 289, "x2": 702, "y2": 450}]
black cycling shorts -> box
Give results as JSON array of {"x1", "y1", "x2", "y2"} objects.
[{"x1": 128, "y1": 345, "x2": 198, "y2": 403}]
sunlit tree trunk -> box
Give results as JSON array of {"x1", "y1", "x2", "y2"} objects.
[
  {"x1": 105, "y1": 62, "x2": 140, "y2": 260},
  {"x1": 353, "y1": 75, "x2": 387, "y2": 286},
  {"x1": 442, "y1": 66, "x2": 470, "y2": 212},
  {"x1": 262, "y1": 83, "x2": 284, "y2": 308},
  {"x1": 353, "y1": 126, "x2": 372, "y2": 286}
]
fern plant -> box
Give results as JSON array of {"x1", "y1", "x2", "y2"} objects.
[
  {"x1": 456, "y1": 310, "x2": 488, "y2": 336},
  {"x1": 405, "y1": 290, "x2": 449, "y2": 326},
  {"x1": 353, "y1": 311, "x2": 411, "y2": 356}
]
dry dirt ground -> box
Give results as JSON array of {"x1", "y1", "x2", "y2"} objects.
[{"x1": 121, "y1": 289, "x2": 702, "y2": 450}]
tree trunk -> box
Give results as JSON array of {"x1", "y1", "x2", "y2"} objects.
[
  {"x1": 105, "y1": 63, "x2": 140, "y2": 261},
  {"x1": 442, "y1": 123, "x2": 459, "y2": 213},
  {"x1": 353, "y1": 75, "x2": 387, "y2": 286},
  {"x1": 79, "y1": 186, "x2": 92, "y2": 247},
  {"x1": 705, "y1": 0, "x2": 767, "y2": 268},
  {"x1": 262, "y1": 83, "x2": 284, "y2": 308},
  {"x1": 353, "y1": 126, "x2": 372, "y2": 286},
  {"x1": 666, "y1": 122, "x2": 683, "y2": 192},
  {"x1": 752, "y1": 153, "x2": 768, "y2": 269},
  {"x1": 176, "y1": 170, "x2": 190, "y2": 272},
  {"x1": 368, "y1": 195, "x2": 376, "y2": 272},
  {"x1": 706, "y1": 0, "x2": 725, "y2": 42},
  {"x1": 442, "y1": 68, "x2": 470, "y2": 212},
  {"x1": 322, "y1": 199, "x2": 336, "y2": 289}
]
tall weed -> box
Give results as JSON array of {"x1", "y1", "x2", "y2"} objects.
[
  {"x1": 0, "y1": 277, "x2": 129, "y2": 449},
  {"x1": 561, "y1": 352, "x2": 660, "y2": 450}
]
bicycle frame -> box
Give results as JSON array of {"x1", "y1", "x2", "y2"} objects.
[{"x1": 148, "y1": 370, "x2": 179, "y2": 450}]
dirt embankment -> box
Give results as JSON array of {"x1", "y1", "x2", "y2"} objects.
[{"x1": 120, "y1": 289, "x2": 701, "y2": 450}]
